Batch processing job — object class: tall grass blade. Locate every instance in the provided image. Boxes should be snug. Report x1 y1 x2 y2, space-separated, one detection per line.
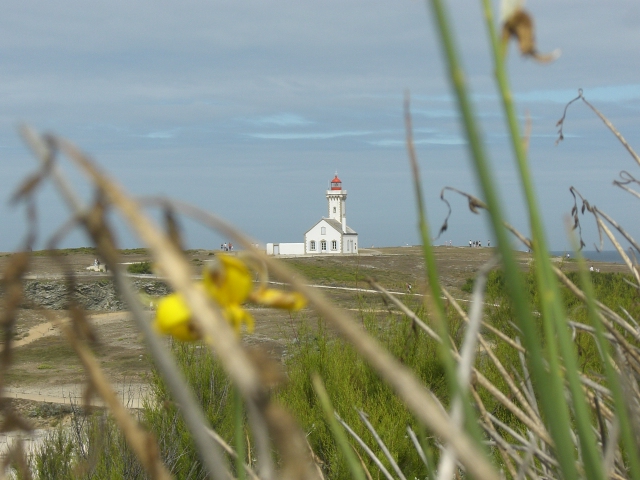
482 2 605 478
335 413 394 480
357 410 407 480
423 2 583 475
405 95 486 456
436 256 497 480
311 374 366 480
571 237 640 480
235 386 247 480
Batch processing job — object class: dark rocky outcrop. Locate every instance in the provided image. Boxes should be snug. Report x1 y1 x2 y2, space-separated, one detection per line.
21 280 171 311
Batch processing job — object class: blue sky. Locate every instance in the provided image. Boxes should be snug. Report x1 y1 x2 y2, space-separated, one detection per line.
1 1 640 252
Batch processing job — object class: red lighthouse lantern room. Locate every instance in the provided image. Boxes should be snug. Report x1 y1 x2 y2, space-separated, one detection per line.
330 175 342 191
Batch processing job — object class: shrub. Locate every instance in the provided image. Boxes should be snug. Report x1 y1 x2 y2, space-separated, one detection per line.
126 262 153 274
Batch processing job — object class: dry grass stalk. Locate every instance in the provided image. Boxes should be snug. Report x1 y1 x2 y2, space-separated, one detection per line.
437 257 497 480
367 279 552 446
207 428 261 480
335 413 394 480
46 312 173 480
20 127 232 480
21 127 323 480
356 410 407 480
149 197 502 480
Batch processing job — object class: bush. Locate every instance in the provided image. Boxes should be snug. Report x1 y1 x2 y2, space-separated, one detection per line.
127 262 153 274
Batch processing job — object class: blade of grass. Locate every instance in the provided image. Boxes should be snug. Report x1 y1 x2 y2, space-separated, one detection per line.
570 235 640 480
234 386 247 480
311 375 366 480
357 410 407 480
480 2 605 478
420 6 554 475
368 278 552 445
406 96 486 458
335 414 394 480
436 256 498 480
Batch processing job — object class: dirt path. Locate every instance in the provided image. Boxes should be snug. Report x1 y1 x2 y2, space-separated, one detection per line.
4 383 149 409
13 311 130 349
13 322 58 348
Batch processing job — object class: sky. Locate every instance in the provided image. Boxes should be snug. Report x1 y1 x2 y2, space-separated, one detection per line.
1 0 640 253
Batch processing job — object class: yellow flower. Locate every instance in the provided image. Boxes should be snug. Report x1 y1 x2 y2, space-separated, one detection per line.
155 292 201 341
202 254 253 306
250 288 307 311
223 303 255 334
153 253 306 341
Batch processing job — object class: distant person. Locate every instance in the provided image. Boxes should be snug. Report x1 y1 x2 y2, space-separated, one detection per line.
469 240 472 248
488 240 490 247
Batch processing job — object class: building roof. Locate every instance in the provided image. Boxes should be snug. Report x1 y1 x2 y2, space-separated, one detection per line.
324 218 357 234
331 175 342 184
304 218 357 236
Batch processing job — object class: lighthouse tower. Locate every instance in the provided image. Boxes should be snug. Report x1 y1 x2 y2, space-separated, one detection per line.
327 174 347 232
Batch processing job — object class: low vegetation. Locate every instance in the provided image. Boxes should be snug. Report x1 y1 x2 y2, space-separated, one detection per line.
24 266 639 479
126 262 153 275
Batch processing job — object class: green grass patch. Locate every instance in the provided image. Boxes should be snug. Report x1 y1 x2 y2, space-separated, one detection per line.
283 258 362 285
126 262 153 274
31 247 98 257
13 338 77 365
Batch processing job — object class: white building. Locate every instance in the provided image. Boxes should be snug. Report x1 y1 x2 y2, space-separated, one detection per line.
304 175 358 254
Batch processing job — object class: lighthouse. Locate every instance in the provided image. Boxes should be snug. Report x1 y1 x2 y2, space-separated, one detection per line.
303 174 358 254
327 174 347 232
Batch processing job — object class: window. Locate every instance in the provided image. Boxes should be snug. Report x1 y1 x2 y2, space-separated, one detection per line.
321 227 326 235
321 240 327 251
331 240 337 250
310 240 316 251
333 207 336 213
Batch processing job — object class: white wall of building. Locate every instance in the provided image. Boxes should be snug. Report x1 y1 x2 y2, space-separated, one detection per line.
327 190 346 222
304 220 343 254
343 235 358 254
266 242 305 255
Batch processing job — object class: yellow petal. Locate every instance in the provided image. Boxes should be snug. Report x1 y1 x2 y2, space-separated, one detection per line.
250 288 307 311
154 293 201 342
203 254 253 306
223 304 255 335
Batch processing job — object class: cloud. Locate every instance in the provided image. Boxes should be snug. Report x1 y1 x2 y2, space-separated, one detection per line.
136 130 178 139
250 113 314 127
412 108 457 119
515 84 640 104
369 134 466 147
247 130 376 140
